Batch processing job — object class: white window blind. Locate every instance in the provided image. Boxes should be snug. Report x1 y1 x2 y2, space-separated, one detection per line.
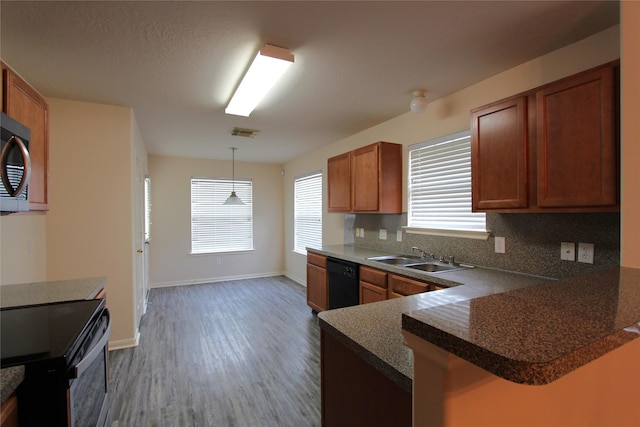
191 178 253 254
294 172 322 254
408 130 486 232
144 177 151 243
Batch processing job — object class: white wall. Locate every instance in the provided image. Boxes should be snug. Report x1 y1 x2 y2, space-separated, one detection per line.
148 155 284 287
283 25 622 283
46 98 139 346
0 214 47 285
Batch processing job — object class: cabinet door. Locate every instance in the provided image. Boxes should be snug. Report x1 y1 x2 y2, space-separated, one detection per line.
359 265 387 304
536 66 616 208
352 144 379 211
307 263 328 312
360 281 387 304
327 152 351 212
3 67 49 210
0 394 18 427
471 96 528 210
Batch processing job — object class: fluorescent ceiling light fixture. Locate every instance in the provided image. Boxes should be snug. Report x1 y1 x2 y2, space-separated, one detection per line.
225 44 294 117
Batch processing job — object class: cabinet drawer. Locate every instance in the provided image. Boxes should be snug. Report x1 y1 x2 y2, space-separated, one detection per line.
389 274 429 296
307 252 327 268
360 281 387 304
360 266 387 288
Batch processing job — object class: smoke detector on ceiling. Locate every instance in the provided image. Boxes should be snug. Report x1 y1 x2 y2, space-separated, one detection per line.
231 127 260 138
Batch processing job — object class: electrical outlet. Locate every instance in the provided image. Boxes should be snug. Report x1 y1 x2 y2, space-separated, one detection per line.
494 237 506 254
578 243 594 264
216 258 222 265
396 230 403 242
359 228 365 238
560 242 575 261
379 229 387 240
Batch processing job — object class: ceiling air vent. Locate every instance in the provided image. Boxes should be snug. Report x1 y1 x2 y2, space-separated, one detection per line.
231 127 260 138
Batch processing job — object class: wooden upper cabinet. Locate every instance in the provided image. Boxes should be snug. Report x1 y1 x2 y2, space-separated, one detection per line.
2 64 49 211
470 62 618 213
327 152 352 212
536 66 617 208
327 141 402 213
471 96 528 210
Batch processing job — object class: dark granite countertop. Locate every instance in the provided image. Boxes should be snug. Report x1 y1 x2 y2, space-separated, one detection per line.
0 277 106 308
0 366 24 404
0 277 107 403
403 266 640 385
313 245 554 391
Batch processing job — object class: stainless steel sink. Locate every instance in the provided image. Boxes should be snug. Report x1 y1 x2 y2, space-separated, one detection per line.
404 262 459 272
367 255 424 265
368 255 471 273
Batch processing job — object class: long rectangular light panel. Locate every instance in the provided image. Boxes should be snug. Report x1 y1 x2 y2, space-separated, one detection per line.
225 44 294 117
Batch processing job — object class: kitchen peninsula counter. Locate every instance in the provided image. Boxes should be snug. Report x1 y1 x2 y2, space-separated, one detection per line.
313 245 555 391
314 245 639 390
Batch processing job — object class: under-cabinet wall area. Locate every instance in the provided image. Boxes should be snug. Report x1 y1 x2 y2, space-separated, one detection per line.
348 212 620 279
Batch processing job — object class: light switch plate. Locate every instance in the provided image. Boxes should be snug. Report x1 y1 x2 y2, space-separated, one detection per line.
578 243 594 264
379 229 387 240
561 242 575 261
396 230 403 242
494 237 506 254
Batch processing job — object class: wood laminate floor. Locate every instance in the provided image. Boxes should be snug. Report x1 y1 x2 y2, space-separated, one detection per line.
108 276 321 427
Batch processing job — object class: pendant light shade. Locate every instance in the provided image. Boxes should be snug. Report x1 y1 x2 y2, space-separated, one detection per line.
224 147 245 205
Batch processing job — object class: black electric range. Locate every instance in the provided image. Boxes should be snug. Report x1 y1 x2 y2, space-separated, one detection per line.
1 299 104 368
1 299 111 426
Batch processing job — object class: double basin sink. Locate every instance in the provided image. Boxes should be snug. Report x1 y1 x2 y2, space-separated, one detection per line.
367 255 470 273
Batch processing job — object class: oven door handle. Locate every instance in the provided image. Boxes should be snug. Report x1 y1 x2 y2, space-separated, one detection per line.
71 309 112 379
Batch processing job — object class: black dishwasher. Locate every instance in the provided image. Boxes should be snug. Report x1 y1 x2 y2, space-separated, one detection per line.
326 257 359 309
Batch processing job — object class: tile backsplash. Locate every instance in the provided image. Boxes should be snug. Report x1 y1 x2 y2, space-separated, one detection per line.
348 212 620 279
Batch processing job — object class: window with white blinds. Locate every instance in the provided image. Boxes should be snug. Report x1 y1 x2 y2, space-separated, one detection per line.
144 177 151 243
408 130 486 233
191 178 253 254
294 172 322 254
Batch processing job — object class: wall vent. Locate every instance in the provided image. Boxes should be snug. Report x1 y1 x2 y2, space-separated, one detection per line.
231 127 260 138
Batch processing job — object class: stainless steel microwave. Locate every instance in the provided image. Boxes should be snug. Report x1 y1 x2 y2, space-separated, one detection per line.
1 112 31 213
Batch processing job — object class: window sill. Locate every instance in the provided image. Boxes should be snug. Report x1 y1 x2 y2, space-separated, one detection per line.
403 227 492 240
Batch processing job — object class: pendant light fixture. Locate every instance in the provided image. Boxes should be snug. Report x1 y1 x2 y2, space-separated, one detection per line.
224 147 245 205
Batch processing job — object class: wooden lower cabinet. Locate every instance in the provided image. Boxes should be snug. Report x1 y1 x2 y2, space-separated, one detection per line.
359 265 387 304
306 252 328 312
0 394 18 427
388 274 434 298
94 287 106 300
321 329 411 427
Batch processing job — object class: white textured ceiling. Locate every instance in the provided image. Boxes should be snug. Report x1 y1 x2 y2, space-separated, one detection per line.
0 1 619 163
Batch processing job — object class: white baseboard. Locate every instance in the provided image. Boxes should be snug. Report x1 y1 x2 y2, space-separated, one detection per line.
284 272 305 286
149 271 285 289
108 330 140 351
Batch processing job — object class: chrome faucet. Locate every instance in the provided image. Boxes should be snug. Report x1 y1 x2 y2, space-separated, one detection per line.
411 246 434 260
439 255 456 265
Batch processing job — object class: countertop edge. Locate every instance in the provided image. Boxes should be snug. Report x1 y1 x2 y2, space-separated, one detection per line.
402 313 640 385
